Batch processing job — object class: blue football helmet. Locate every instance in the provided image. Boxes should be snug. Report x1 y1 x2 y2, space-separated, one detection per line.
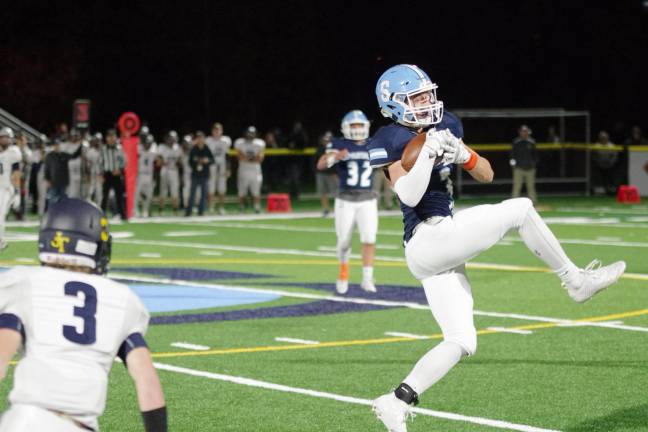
39 198 112 275
375 64 444 128
341 110 370 141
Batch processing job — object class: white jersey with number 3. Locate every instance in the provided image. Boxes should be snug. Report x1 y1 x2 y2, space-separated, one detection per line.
0 266 150 429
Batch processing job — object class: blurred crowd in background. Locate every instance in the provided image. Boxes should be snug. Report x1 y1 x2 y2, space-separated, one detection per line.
1 118 646 222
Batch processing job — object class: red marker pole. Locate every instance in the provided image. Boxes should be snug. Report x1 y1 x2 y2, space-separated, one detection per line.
117 112 141 219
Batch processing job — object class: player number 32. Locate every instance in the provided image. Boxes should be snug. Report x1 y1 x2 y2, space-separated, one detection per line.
346 160 372 188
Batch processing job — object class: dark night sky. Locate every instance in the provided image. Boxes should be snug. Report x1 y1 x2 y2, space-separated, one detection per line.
1 0 647 142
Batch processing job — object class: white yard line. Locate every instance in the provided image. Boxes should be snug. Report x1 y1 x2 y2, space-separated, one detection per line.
274 337 320 345
384 331 429 340
139 253 162 258
153 362 561 432
163 231 218 237
14 258 35 263
486 327 533 335
110 272 648 333
170 342 211 351
199 250 224 256
118 239 404 262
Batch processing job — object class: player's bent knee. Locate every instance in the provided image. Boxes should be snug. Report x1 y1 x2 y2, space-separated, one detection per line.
503 197 533 213
446 330 477 356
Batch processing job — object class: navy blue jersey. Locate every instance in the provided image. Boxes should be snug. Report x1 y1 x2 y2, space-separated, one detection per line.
327 138 374 192
367 111 463 244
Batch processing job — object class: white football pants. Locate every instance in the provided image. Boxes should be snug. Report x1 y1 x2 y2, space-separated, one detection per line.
0 405 88 432
0 187 12 241
160 169 180 200
402 198 578 395
135 177 154 216
209 162 228 195
335 197 378 262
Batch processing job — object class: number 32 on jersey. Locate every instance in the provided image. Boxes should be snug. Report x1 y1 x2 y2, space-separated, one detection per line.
346 160 372 188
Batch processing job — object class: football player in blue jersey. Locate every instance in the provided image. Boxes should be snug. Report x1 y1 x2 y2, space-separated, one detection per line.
367 64 626 431
317 110 378 294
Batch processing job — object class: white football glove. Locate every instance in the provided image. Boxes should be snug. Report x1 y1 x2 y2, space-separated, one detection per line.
440 130 471 165
423 129 445 159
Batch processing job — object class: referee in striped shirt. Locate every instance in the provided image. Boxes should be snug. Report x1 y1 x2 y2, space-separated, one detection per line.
100 129 128 220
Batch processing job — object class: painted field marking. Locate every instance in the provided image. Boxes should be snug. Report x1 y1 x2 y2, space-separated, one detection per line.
111 272 648 332
163 231 218 237
199 250 224 256
384 331 429 340
153 362 561 432
595 237 622 242
115 238 648 282
14 258 35 263
486 327 533 335
274 337 320 345
148 308 648 359
138 253 162 258
170 342 211 351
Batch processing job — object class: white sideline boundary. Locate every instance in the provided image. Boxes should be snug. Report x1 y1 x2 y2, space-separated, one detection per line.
384 331 429 339
153 362 562 432
111 272 648 333
275 337 320 345
170 342 211 351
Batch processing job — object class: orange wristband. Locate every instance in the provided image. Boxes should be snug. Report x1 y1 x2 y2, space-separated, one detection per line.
463 148 478 170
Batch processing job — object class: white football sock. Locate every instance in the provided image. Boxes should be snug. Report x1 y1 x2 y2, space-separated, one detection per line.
362 266 374 282
518 206 582 286
403 341 465 395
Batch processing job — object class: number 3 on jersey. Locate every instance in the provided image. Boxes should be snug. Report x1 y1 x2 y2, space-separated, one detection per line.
63 281 97 345
346 160 372 188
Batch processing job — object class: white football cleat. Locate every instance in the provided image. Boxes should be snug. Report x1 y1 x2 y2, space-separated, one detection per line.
335 279 348 295
372 393 411 432
0 239 7 251
361 279 377 293
565 259 626 303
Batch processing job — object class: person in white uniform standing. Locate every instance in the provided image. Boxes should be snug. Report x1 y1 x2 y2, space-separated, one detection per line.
206 122 232 215
0 127 22 250
234 126 265 213
157 131 182 215
135 134 158 218
0 197 167 432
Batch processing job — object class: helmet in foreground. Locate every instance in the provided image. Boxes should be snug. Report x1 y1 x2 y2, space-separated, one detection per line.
39 198 112 275
375 64 444 128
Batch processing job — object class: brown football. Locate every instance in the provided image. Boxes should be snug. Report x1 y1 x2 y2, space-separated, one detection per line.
400 133 443 171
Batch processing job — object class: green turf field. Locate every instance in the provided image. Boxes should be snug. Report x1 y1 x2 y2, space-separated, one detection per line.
1 196 647 431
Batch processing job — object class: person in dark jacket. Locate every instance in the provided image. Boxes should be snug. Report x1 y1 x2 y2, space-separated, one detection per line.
43 139 82 210
510 124 537 203
185 131 214 216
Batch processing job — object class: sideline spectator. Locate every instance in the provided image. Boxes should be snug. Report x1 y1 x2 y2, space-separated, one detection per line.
29 135 47 215
85 132 104 206
100 129 128 220
593 131 619 196
43 137 82 209
66 128 84 199
206 122 232 214
314 131 337 216
135 134 157 217
263 128 281 192
235 126 265 213
510 124 537 204
185 131 214 216
284 121 308 199
14 131 32 219
625 126 647 146
158 131 183 214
